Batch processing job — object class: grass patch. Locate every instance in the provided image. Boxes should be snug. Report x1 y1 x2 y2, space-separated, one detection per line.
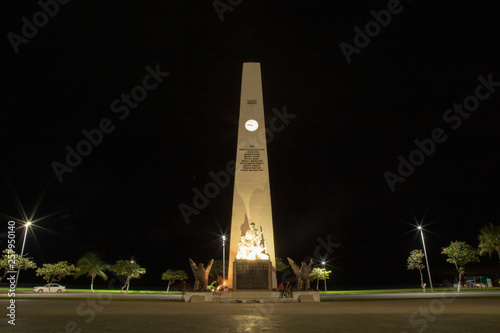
66 289 184 294
320 287 500 294
0 287 184 294
322 295 500 302
0 296 183 302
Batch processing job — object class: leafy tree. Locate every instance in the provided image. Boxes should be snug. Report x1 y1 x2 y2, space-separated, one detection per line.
209 260 228 278
75 252 111 292
441 241 480 292
36 261 79 292
161 269 188 293
275 257 289 272
478 223 500 262
407 249 426 292
111 260 146 294
0 249 37 282
309 267 331 291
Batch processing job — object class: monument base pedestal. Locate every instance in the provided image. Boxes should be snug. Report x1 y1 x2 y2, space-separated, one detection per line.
233 259 272 291
292 290 321 302
184 292 213 303
184 290 320 303
185 291 290 303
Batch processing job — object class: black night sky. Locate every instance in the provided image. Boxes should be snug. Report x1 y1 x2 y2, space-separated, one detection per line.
1 1 499 290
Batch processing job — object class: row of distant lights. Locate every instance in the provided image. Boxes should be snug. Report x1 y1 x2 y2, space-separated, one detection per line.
20 212 422 288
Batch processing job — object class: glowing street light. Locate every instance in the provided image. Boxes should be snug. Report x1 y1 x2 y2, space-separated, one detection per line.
15 221 32 289
321 261 327 294
222 235 226 291
5 185 62 289
418 226 433 292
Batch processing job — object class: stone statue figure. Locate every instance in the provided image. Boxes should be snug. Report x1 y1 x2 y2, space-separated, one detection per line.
287 258 314 290
189 258 214 291
236 222 269 260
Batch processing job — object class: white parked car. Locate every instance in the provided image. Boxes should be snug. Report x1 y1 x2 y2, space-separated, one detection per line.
471 283 487 288
33 283 66 293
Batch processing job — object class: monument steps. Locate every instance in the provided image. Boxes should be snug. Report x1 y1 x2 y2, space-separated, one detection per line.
185 291 320 303
212 298 294 303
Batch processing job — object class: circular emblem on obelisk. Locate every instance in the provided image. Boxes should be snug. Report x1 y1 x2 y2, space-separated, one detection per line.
245 119 258 131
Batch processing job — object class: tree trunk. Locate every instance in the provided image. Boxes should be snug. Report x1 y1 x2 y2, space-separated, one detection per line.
457 272 462 292
316 279 319 291
125 275 131 294
419 269 424 292
91 273 95 293
166 280 171 294
121 276 131 294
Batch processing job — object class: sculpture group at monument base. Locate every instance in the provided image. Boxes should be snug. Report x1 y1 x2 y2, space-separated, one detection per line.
184 290 320 303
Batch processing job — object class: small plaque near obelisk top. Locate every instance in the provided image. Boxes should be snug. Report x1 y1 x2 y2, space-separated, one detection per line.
227 63 277 291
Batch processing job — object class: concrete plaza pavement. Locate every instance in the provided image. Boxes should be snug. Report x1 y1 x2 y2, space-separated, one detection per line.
1 298 500 332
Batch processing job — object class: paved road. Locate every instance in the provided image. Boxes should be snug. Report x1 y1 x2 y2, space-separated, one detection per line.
2 298 499 332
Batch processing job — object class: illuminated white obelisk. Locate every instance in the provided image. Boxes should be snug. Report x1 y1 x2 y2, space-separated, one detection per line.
228 62 277 290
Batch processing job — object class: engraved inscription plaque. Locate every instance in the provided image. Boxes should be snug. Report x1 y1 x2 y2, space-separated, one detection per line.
233 259 272 290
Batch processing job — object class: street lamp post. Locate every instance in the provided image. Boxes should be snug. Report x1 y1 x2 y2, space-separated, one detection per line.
322 261 327 294
418 226 433 292
15 221 31 289
222 235 226 291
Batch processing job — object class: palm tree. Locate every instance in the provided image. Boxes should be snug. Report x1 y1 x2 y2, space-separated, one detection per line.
75 252 111 292
478 223 500 262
